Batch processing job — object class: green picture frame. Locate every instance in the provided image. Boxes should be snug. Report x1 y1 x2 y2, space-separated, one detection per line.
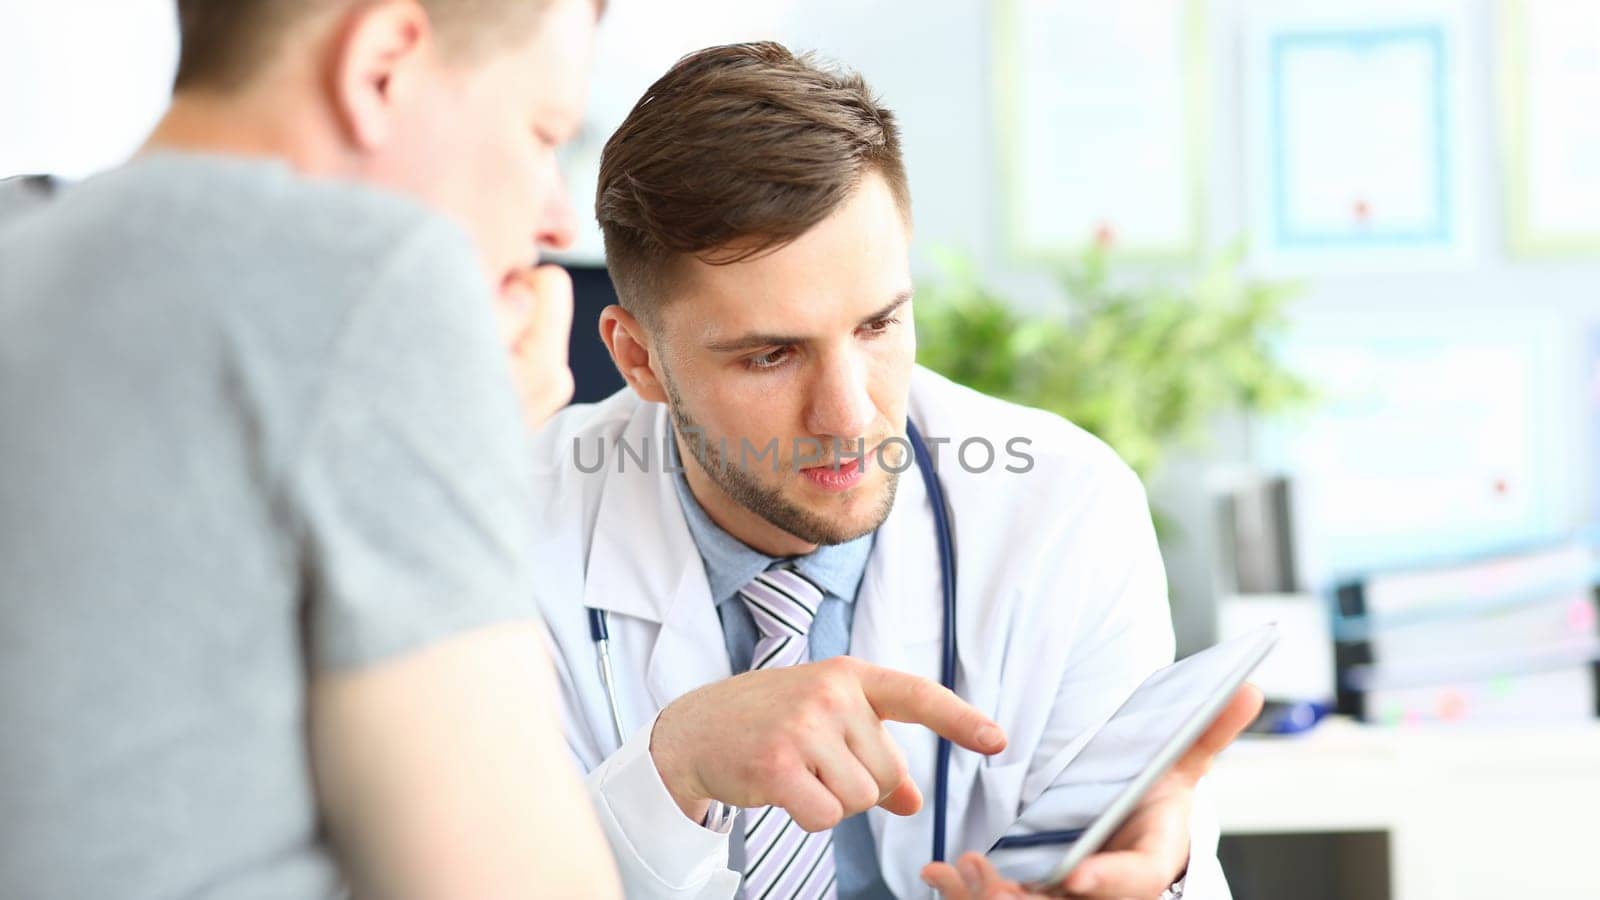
1499 0 1600 258
992 0 1210 265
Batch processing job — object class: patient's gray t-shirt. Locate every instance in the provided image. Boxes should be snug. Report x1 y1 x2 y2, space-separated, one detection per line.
0 155 538 899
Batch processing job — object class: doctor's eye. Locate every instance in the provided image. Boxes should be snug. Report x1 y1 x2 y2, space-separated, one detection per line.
744 346 795 371
859 315 901 337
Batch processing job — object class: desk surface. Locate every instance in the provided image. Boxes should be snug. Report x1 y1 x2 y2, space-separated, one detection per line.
1224 715 1600 761
1211 716 1600 831
1207 716 1600 900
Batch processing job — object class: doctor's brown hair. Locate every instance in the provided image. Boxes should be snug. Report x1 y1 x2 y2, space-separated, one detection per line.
595 41 911 324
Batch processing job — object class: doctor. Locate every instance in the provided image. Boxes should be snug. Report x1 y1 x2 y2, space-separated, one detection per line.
530 42 1259 899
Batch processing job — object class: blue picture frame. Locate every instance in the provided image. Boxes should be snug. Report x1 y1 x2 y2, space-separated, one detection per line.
1267 26 1454 251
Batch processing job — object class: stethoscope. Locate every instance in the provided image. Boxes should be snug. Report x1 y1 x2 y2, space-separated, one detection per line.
585 421 1079 863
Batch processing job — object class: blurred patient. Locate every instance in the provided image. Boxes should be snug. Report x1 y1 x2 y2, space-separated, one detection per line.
0 1 619 898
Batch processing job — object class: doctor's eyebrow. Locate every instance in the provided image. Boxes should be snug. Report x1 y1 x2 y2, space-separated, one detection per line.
703 290 914 353
859 291 913 326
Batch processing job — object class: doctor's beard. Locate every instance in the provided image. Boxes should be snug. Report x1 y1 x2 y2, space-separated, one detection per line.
663 374 900 547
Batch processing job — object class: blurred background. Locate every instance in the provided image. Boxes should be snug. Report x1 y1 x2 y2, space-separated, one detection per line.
5 0 1599 897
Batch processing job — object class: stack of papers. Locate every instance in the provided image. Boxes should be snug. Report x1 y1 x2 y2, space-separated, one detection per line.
1333 542 1599 725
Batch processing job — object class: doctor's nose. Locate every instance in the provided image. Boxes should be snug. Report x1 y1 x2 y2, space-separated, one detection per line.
804 356 877 443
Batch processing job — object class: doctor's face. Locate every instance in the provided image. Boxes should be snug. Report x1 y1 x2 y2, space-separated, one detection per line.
652 172 917 551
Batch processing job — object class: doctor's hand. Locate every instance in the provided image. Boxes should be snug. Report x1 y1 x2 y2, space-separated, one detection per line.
649 655 1008 830
922 684 1263 900
495 265 575 432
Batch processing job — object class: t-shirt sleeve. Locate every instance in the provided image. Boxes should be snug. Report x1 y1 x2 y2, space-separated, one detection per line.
289 219 539 672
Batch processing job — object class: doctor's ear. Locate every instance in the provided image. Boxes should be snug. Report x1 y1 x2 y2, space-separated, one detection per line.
598 305 669 404
329 1 433 151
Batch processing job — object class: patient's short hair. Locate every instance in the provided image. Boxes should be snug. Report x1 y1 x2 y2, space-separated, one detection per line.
595 41 911 326
173 0 565 92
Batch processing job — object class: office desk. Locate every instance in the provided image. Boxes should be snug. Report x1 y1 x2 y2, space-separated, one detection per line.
1208 717 1600 900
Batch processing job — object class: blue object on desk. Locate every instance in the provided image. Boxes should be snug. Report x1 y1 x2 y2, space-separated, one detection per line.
1249 699 1331 735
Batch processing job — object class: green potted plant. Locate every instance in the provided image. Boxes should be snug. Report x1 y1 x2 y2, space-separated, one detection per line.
916 242 1311 528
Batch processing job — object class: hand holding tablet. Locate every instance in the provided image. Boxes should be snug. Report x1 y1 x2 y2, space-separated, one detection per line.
923 625 1275 899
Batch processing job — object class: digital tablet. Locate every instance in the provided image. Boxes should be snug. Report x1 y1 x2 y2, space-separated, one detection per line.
988 624 1279 893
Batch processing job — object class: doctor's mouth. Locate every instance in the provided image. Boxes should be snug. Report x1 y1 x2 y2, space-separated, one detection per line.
571 431 1038 477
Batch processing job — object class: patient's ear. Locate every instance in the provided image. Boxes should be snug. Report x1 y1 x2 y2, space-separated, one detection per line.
598 305 668 404
329 1 431 151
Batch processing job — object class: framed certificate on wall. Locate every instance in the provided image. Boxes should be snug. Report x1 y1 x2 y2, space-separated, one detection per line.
1251 311 1577 587
993 0 1208 263
1500 0 1600 258
1243 2 1475 272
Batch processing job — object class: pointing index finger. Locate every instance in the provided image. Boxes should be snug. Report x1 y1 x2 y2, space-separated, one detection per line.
858 665 1007 755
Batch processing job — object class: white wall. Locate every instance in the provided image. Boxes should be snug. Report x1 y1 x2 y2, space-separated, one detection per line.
0 0 178 179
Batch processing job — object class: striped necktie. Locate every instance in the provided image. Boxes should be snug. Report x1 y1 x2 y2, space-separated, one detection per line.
737 566 837 900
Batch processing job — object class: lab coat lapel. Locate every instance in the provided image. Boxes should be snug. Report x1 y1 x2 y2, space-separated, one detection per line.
580 401 731 715
645 560 731 711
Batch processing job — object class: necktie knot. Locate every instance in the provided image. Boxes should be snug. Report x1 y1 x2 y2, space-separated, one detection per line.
738 566 824 671
740 566 823 640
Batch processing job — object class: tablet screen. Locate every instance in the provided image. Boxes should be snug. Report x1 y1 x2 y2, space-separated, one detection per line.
988 625 1277 887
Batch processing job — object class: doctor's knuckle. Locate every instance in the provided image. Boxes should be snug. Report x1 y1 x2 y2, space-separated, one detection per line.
780 704 827 741
816 655 857 677
887 752 910 784
799 806 842 832
779 789 838 831
767 773 802 807
749 744 793 783
807 678 853 714
842 776 878 811
865 757 897 789
905 677 944 714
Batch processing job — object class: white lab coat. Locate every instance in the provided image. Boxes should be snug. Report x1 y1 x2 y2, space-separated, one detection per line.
529 366 1229 899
